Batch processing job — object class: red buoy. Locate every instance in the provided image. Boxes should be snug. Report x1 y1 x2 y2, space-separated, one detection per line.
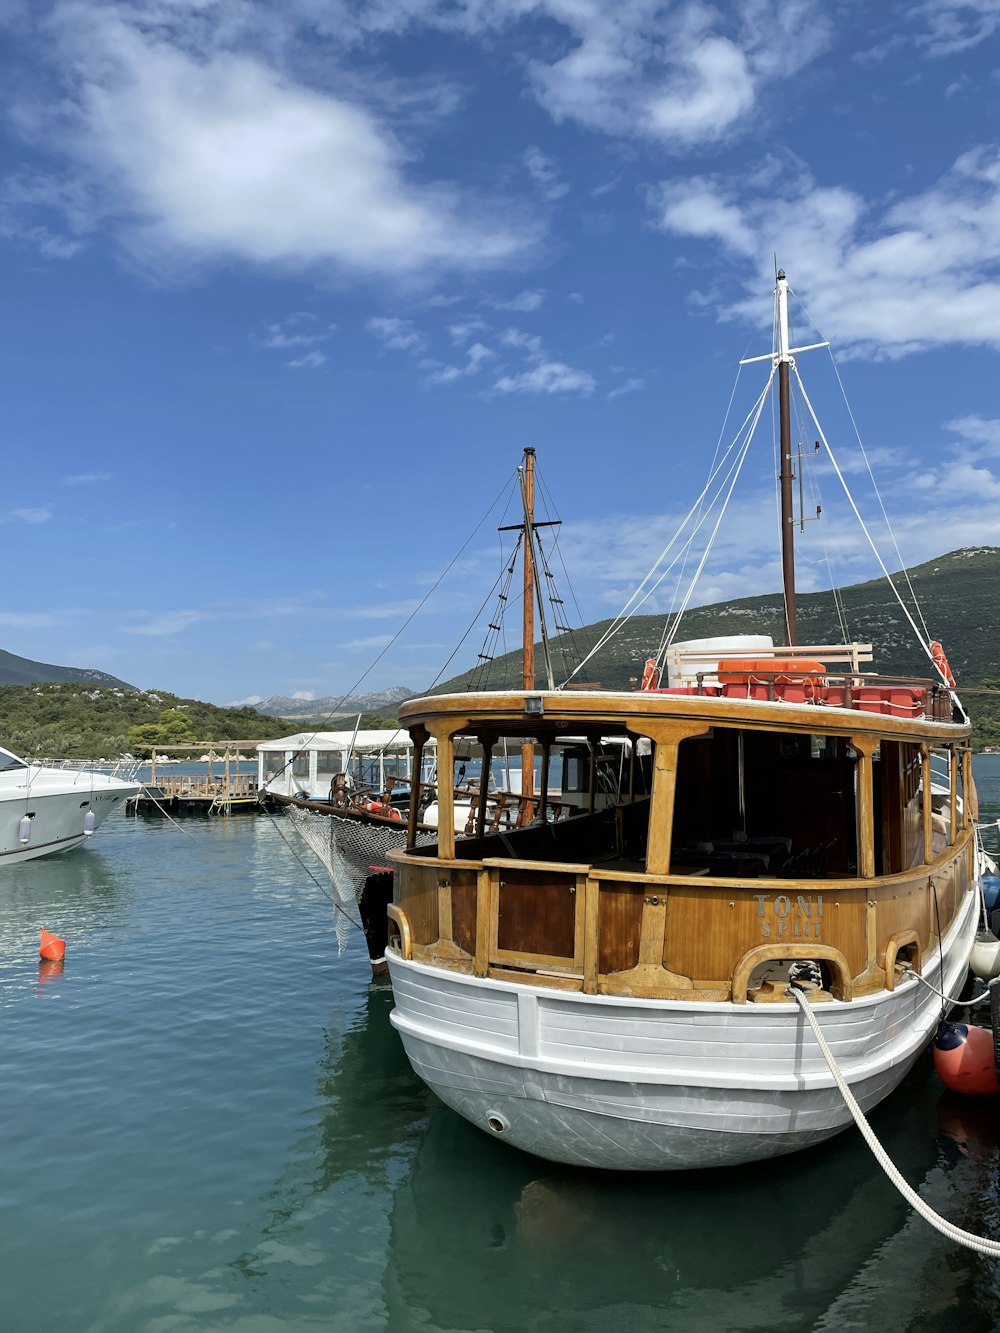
933 1021 1000 1097
39 927 66 962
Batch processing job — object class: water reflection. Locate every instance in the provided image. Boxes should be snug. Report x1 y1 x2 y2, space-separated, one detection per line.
380 1060 1000 1333
231 981 435 1282
225 971 1000 1332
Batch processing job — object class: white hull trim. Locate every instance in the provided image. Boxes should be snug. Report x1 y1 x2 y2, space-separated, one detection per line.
388 883 979 1171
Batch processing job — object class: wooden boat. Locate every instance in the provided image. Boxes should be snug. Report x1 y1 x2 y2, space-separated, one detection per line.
383 272 981 1170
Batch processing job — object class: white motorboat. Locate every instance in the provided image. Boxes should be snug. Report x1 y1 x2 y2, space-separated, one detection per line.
0 746 139 863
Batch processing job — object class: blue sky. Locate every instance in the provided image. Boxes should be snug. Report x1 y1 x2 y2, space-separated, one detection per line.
1 1 999 705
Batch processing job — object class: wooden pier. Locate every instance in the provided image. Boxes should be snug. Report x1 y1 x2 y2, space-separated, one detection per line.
127 742 273 816
128 772 264 816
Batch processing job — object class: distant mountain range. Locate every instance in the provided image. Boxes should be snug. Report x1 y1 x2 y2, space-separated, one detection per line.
251 685 417 721
0 647 134 690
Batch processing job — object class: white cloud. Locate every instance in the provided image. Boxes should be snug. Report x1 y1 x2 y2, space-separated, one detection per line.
652 148 1000 355
495 362 596 395
915 1 1000 55
608 377 644 401
644 38 755 145
493 288 546 312
500 326 544 358
287 349 327 368
424 341 494 385
345 635 393 649
123 610 211 636
494 323 594 394
0 612 58 628
448 319 490 343
1 507 52 524
62 471 112 486
290 690 315 701
10 3 537 278
261 312 326 349
946 416 1000 456
523 0 831 147
367 316 426 353
229 693 263 707
522 145 568 200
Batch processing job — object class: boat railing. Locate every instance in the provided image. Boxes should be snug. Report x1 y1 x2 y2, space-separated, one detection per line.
668 671 951 719
388 823 974 1003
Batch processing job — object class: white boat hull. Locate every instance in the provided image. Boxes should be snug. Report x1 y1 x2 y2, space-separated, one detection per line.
0 769 138 863
388 882 979 1170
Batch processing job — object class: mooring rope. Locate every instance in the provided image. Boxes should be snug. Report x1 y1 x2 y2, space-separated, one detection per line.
790 986 1000 1257
899 964 992 1009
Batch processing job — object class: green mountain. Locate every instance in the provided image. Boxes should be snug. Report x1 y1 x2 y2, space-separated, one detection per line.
0 682 284 760
433 547 1000 746
0 647 134 689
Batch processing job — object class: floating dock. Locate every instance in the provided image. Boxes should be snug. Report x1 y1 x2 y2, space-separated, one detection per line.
128 772 268 816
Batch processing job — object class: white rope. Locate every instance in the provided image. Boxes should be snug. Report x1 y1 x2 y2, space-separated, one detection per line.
790 986 1000 1256
662 382 771 657
899 964 989 1008
791 365 968 723
564 374 774 685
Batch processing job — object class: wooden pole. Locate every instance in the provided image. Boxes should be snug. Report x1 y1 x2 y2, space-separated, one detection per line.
776 271 797 646
779 358 796 645
521 446 535 805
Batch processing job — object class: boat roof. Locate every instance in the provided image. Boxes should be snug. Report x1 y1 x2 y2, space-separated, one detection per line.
257 728 432 753
398 688 968 744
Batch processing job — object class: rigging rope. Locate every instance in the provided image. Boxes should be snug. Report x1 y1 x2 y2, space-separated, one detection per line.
792 365 968 721
265 468 521 787
662 370 776 659
790 986 1000 1258
654 358 749 667
794 281 932 646
564 374 775 685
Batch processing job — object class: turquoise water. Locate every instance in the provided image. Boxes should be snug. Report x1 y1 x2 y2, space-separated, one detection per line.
2 767 1000 1331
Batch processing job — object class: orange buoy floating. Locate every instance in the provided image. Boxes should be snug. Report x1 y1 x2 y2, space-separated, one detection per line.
39 927 66 962
933 1021 1000 1097
37 958 65 984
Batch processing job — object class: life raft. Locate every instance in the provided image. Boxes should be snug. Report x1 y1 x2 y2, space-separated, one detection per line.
640 657 659 691
716 658 827 686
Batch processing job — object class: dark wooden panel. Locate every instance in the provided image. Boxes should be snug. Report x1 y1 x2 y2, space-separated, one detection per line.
452 870 478 955
497 872 576 958
598 883 643 973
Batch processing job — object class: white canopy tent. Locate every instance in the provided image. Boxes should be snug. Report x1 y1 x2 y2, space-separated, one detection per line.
258 728 435 800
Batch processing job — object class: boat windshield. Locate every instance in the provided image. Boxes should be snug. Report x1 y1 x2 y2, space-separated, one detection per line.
0 747 27 772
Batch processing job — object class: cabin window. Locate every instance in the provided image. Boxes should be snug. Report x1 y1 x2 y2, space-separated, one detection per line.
672 727 858 878
292 751 310 778
316 751 345 775
0 749 27 772
874 740 923 874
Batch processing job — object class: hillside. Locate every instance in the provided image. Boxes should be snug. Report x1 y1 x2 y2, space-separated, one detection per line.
0 647 134 690
0 683 285 760
433 547 1000 746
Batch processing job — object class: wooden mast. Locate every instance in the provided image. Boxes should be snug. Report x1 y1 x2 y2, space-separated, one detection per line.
521 446 535 804
776 271 797 646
